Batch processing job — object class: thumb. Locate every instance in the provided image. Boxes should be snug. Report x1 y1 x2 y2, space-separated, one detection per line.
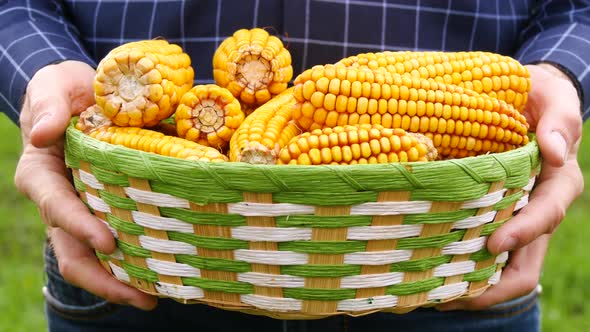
24 61 95 148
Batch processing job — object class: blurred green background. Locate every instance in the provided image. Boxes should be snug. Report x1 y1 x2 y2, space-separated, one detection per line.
0 114 588 331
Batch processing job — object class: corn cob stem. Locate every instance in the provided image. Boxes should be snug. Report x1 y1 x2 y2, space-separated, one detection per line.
86 126 228 162
75 104 113 133
213 28 293 107
175 84 245 149
94 39 194 127
277 124 437 165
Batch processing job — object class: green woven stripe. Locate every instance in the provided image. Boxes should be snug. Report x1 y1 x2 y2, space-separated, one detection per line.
98 190 137 210
159 207 246 226
121 261 158 282
90 165 129 186
95 251 110 261
116 240 151 258
281 265 361 277
463 264 498 282
273 191 378 206
390 255 452 272
469 249 494 262
396 230 465 250
175 254 251 273
386 277 444 296
65 121 540 201
403 209 477 225
283 288 356 301
73 176 86 192
275 215 371 228
279 241 366 254
167 232 248 250
494 191 524 210
151 182 243 205
181 277 253 294
107 214 145 235
481 220 506 236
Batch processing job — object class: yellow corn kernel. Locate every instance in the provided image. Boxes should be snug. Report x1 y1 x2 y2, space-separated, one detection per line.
277 124 437 165
94 39 194 127
213 28 293 107
175 84 245 150
87 126 227 162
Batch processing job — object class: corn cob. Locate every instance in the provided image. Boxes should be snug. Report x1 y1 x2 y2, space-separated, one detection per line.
94 39 194 127
175 84 245 149
292 63 529 158
213 28 293 107
277 124 437 165
229 88 301 164
337 51 530 111
87 126 228 162
75 104 113 133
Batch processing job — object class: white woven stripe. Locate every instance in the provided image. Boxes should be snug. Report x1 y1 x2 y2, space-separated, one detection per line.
146 258 201 278
350 201 431 215
234 249 309 265
495 251 509 264
340 272 404 288
110 249 125 261
441 237 487 255
108 262 130 283
228 202 314 216
433 261 476 277
344 250 413 265
514 195 529 211
461 189 507 209
138 236 198 255
124 187 190 208
452 210 496 229
347 224 423 240
131 211 194 233
488 270 502 285
337 295 399 311
99 218 118 238
237 272 305 288
231 227 312 242
86 193 111 213
79 169 104 190
427 282 469 301
524 177 536 191
240 294 302 312
155 282 205 299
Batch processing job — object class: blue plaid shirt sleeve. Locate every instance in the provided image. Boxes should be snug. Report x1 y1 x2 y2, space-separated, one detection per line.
0 0 95 124
516 0 590 119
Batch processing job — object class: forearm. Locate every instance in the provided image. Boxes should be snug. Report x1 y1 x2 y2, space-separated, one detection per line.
515 0 590 121
0 0 95 124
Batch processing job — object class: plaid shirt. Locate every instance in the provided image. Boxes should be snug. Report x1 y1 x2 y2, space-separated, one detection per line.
1 0 589 125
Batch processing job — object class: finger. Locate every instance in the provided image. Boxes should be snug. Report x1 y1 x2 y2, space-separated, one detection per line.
15 152 115 254
24 62 95 147
437 235 549 311
525 65 582 167
487 160 582 254
50 227 158 311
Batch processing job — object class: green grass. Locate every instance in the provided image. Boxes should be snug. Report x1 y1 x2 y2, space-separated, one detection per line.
0 114 589 330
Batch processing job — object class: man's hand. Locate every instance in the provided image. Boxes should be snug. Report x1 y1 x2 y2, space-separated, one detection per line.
438 63 584 310
14 60 157 310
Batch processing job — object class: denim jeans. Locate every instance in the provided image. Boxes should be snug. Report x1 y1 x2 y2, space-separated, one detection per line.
44 244 540 332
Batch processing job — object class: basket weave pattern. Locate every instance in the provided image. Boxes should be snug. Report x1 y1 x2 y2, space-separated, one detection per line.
65 122 541 318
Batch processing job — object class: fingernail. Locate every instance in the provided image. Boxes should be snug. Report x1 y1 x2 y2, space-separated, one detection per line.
498 236 518 252
548 131 567 163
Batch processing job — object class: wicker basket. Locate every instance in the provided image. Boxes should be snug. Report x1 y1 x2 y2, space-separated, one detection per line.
64 120 541 319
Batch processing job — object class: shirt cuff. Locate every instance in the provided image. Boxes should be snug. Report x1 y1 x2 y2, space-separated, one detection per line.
516 23 590 121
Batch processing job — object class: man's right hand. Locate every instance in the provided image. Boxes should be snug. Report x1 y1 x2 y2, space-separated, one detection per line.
14 60 157 310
